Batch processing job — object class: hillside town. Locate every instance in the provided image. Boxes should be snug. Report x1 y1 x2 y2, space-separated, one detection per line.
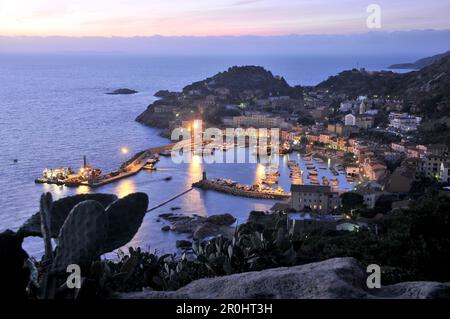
136 66 450 229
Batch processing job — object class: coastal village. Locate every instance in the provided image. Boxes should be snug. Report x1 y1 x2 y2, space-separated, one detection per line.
9 63 450 300
132 65 450 233
34 65 450 235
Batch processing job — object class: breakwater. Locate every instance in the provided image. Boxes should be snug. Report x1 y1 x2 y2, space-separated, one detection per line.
193 178 290 201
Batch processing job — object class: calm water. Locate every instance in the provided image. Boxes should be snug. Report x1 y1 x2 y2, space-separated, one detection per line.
0 54 415 257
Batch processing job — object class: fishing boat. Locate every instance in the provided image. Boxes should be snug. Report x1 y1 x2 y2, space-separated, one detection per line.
313 157 324 163
287 160 297 167
146 157 159 165
308 169 318 176
159 150 172 157
331 178 339 187
143 163 157 170
330 167 339 176
35 167 75 185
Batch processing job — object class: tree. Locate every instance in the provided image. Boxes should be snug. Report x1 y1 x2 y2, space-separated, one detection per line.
341 192 364 211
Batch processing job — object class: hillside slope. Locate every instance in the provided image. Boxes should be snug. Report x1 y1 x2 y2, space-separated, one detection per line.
389 51 450 69
316 54 450 118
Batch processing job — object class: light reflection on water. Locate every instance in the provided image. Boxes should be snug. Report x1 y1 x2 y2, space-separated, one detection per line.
76 185 90 195
254 163 266 185
115 179 136 198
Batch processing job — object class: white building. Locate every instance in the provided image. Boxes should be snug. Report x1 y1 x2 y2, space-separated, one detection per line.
344 113 356 126
359 101 366 115
419 155 447 179
389 112 422 131
340 101 355 112
440 162 450 183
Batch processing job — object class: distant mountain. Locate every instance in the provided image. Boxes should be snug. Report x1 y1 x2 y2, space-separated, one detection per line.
389 51 450 69
2 30 450 55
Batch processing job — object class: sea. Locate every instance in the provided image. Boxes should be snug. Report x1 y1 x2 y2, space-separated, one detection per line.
0 53 417 257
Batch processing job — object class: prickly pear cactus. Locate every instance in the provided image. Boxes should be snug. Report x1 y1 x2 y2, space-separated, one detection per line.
52 200 108 273
19 193 117 238
102 192 149 253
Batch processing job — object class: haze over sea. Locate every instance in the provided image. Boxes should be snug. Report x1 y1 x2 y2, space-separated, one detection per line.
0 53 416 256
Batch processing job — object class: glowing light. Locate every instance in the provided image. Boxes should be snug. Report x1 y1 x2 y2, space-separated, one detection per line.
121 147 129 155
116 179 136 198
192 120 200 130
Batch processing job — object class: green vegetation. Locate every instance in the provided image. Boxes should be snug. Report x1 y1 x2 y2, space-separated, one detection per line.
340 192 364 212
91 194 450 296
8 190 449 299
183 66 303 103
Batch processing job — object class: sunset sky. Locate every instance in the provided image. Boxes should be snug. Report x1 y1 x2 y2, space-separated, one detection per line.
1 0 450 37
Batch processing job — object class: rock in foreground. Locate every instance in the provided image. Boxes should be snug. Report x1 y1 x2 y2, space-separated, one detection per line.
117 257 450 299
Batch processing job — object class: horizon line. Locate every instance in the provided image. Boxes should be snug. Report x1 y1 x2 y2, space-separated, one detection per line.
1 28 450 39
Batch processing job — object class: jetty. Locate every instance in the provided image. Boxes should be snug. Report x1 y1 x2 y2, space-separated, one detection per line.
36 140 199 188
193 174 290 201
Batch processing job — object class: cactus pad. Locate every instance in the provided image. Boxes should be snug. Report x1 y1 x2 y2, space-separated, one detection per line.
102 192 149 253
52 200 108 273
19 193 117 238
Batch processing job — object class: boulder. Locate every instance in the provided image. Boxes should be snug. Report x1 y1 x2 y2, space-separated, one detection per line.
161 225 171 231
206 213 236 226
117 257 450 299
159 213 236 240
176 240 192 249
192 223 234 240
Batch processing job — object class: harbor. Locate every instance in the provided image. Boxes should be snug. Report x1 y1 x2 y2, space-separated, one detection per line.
34 140 195 188
34 140 355 199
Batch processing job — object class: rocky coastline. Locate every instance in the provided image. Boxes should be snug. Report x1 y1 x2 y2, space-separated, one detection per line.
158 212 236 241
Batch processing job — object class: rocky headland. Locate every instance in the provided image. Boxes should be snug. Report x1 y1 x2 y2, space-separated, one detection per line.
135 65 303 129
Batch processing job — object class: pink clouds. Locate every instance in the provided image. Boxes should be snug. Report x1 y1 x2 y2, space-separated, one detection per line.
0 0 449 36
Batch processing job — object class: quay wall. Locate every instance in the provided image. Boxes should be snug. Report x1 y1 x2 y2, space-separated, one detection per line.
193 180 290 201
